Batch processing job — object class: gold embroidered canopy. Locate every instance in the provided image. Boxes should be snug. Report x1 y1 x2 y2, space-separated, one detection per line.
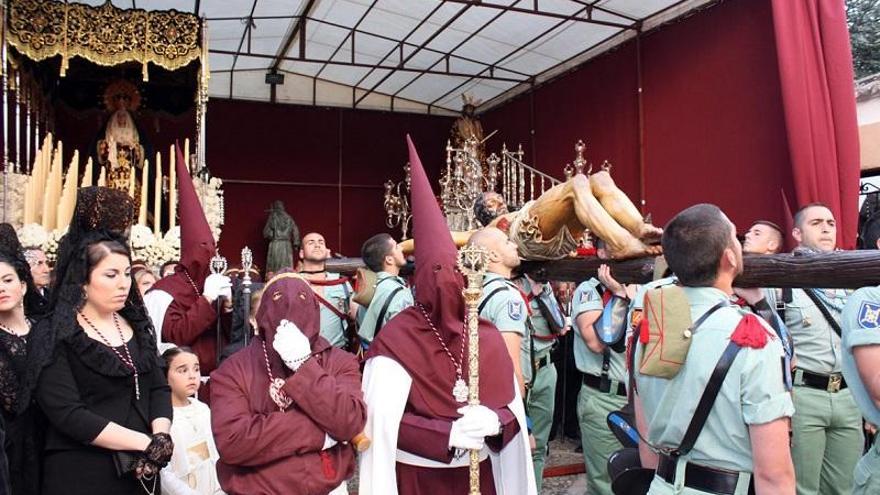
8 0 203 79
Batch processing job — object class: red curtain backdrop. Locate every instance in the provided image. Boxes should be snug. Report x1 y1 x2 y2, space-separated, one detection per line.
483 0 793 234
770 0 860 248
205 100 453 269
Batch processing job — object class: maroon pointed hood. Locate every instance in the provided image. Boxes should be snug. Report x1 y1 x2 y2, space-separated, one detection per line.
366 136 513 420
257 270 330 377
176 141 215 287
153 143 214 296
407 135 466 340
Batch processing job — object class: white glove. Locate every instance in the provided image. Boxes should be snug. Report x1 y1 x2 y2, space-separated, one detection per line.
448 418 486 451
322 434 338 451
455 405 502 437
203 274 232 303
272 319 312 371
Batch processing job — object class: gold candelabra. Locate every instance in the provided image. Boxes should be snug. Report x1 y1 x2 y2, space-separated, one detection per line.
382 137 563 238
383 162 412 240
457 244 491 495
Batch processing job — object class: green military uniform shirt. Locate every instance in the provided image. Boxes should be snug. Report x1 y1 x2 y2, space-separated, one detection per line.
571 278 627 382
314 272 352 348
478 273 528 338
357 271 413 345
764 287 848 374
635 287 794 473
514 276 559 383
841 286 880 495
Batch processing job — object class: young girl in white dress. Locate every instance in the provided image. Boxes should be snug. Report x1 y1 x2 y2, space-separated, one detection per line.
161 347 224 495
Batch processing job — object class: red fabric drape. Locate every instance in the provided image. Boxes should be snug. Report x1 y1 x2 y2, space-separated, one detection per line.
770 0 860 249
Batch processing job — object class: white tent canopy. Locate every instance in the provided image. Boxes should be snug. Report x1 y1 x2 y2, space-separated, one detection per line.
77 0 713 114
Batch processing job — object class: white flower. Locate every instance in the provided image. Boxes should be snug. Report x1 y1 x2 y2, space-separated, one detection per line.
143 237 180 268
129 224 156 250
44 228 68 263
163 226 181 249
17 223 48 249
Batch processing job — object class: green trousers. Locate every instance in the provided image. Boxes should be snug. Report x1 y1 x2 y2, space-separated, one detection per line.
527 361 557 493
577 381 628 495
853 437 880 495
791 385 863 495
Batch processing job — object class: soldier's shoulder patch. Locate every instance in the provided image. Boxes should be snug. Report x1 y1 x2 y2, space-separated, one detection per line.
579 289 597 303
508 300 524 321
857 301 880 330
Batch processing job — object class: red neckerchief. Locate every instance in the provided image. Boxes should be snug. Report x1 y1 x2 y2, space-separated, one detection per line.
302 274 351 319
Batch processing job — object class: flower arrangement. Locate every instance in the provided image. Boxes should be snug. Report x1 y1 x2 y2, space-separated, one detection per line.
17 223 49 249
193 176 224 240
44 228 68 262
143 237 179 268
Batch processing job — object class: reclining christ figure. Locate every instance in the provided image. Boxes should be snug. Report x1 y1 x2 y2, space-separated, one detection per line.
403 167 663 260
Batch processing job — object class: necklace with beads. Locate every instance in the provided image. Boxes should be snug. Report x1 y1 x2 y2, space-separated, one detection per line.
181 269 201 297
260 338 293 411
79 312 140 400
0 319 30 341
415 303 469 403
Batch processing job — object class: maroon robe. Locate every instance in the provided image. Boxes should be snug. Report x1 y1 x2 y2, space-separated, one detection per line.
156 280 229 375
364 136 523 494
211 273 366 495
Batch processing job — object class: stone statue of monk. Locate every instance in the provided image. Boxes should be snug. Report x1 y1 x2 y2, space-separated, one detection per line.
263 200 300 273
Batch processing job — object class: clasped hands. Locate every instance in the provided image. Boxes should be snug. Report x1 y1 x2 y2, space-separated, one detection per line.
448 405 502 451
134 432 174 480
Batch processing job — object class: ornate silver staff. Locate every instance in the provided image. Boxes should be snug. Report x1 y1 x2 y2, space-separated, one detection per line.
457 244 491 495
210 251 228 368
240 246 253 347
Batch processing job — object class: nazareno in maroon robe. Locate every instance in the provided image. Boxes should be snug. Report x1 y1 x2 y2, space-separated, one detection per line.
211 273 366 495
365 136 522 494
150 144 230 375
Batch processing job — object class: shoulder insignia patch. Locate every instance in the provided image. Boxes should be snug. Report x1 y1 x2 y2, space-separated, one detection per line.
508 300 524 321
579 290 596 303
857 301 880 330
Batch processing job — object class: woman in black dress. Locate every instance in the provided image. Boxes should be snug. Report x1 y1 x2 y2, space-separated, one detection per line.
30 187 173 495
0 223 47 494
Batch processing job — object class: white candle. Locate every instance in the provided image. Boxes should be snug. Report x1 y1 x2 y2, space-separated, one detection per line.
81 158 93 187
184 138 190 174
139 159 149 225
169 145 176 229
154 152 162 235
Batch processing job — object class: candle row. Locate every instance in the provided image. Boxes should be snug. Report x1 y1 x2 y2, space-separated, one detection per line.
21 137 191 235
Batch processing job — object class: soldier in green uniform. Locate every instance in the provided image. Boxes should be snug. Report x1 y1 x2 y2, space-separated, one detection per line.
571 272 629 495
513 273 565 492
840 286 880 494
754 204 863 495
634 204 795 495
468 227 546 486
357 233 413 347
298 232 356 349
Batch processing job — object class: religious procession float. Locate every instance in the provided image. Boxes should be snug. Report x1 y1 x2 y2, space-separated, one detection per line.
0 0 223 267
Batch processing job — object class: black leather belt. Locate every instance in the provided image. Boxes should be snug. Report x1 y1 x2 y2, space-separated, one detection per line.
657 454 754 495
534 354 550 371
798 369 847 393
582 373 626 397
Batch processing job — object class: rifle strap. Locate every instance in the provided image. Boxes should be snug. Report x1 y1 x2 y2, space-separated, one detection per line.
802 289 843 338
670 340 742 457
373 286 405 338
